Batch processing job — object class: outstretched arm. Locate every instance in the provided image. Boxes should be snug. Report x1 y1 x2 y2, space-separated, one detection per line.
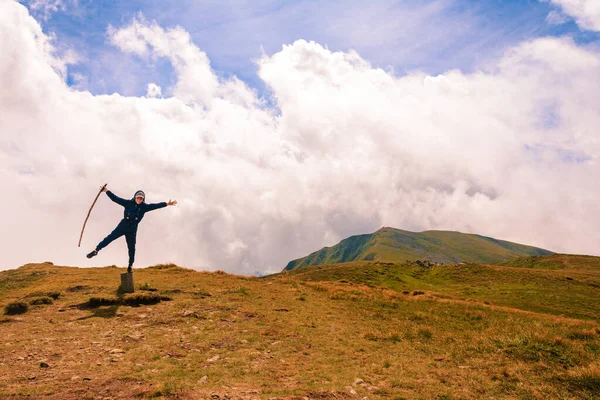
145 199 177 212
103 186 128 207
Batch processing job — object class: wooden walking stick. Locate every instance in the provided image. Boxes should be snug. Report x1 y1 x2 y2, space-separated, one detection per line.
78 183 107 247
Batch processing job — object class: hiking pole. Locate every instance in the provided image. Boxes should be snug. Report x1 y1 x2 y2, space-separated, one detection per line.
78 183 107 247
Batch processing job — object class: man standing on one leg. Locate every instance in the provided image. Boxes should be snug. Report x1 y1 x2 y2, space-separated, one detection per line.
86 186 177 272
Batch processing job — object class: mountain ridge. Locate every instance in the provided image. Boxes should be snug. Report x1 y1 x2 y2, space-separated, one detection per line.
284 226 553 271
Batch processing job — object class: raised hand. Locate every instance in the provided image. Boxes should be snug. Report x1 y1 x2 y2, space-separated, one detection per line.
168 199 177 206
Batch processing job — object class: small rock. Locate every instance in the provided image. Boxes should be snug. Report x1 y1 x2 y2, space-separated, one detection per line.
109 349 125 354
83 377 92 381
28 376 36 381
199 375 208 384
17 357 24 361
207 355 220 362
40 362 49 368
123 333 143 341
354 378 365 385
346 386 357 395
210 393 220 399
71 376 81 381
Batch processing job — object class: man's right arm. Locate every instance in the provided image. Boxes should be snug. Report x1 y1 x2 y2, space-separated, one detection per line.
106 190 128 207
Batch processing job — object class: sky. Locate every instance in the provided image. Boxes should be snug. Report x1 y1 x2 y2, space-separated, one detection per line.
1 0 599 275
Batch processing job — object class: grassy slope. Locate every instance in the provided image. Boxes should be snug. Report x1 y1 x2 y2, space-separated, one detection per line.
282 254 600 321
0 260 598 400
285 227 553 270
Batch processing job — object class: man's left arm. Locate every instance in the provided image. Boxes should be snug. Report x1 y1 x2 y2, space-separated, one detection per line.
145 199 177 212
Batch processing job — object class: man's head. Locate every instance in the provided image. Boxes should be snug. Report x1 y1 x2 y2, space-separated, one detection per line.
134 190 145 204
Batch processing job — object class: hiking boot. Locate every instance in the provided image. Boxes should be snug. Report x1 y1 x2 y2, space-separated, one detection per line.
127 266 133 273
86 249 98 259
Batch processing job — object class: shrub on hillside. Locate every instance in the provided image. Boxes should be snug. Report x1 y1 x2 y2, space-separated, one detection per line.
87 293 166 308
5 302 28 315
27 291 60 300
29 297 53 305
149 263 178 270
139 282 157 291
88 297 120 308
123 293 161 306
193 290 212 299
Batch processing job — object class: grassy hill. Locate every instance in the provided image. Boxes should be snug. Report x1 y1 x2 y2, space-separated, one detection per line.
0 259 599 399
285 227 553 271
280 254 600 321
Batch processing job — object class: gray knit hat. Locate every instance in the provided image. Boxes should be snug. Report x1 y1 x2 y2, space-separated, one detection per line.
134 190 145 199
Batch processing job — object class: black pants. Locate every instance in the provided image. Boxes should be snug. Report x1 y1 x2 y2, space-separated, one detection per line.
96 222 137 267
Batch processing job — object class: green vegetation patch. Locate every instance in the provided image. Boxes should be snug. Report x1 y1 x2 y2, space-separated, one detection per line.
500 335 578 368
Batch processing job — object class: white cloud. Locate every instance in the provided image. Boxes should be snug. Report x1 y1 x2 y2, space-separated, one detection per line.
549 0 600 31
546 10 569 25
21 0 77 20
1 2 600 274
107 16 221 106
146 83 162 98
27 0 64 18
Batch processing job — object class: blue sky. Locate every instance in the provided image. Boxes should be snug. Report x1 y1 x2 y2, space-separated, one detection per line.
21 0 599 98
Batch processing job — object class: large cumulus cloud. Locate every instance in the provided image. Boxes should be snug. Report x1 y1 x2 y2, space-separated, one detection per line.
1 1 599 274
549 0 600 31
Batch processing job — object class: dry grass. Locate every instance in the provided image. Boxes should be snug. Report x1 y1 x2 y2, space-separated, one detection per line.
0 262 599 399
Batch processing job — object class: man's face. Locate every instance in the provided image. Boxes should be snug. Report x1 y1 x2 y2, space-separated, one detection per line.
135 196 144 204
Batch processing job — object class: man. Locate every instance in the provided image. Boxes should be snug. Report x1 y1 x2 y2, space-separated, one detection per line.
86 186 177 273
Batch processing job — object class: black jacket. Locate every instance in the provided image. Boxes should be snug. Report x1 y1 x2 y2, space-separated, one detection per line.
107 190 167 230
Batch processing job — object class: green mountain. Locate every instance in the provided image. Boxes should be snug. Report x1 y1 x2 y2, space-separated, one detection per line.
284 227 553 271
